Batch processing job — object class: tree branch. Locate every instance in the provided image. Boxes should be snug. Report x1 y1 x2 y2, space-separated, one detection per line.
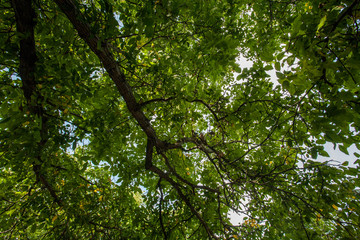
12 0 62 207
54 0 165 149
330 0 359 33
11 0 37 101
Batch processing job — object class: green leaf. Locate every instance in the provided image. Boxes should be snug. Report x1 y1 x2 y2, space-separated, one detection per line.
0 116 11 124
319 150 330 157
316 15 327 33
310 147 318 159
276 71 284 79
339 145 349 155
275 62 281 71
264 65 273 71
281 79 290 89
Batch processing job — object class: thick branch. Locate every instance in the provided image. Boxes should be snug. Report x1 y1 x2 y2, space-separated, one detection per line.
54 0 164 148
145 139 155 170
11 0 37 101
33 165 63 206
54 1 218 237
12 0 62 207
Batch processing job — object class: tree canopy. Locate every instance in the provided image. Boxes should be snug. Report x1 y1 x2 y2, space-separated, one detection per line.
1 0 360 239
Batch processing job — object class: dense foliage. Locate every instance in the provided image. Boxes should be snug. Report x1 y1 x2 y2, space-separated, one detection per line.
1 0 360 239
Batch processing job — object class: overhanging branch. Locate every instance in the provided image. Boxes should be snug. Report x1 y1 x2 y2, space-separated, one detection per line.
54 0 216 238
54 0 163 148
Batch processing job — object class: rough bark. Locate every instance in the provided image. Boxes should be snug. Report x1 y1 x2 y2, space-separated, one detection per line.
12 0 37 101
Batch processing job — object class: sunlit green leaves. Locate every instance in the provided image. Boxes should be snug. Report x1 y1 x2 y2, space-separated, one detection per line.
1 0 360 239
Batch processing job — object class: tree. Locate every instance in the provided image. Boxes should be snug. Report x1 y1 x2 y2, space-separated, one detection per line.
0 0 359 238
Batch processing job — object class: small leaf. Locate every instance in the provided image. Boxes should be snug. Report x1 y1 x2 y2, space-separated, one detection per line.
319 150 329 157
277 52 285 61
276 71 284 79
317 15 327 32
275 62 281 71
282 80 290 89
339 145 349 155
0 117 11 125
286 56 295 66
52 215 58 223
332 204 338 210
264 65 273 71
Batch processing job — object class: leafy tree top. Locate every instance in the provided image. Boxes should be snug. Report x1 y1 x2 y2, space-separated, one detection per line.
0 0 359 239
